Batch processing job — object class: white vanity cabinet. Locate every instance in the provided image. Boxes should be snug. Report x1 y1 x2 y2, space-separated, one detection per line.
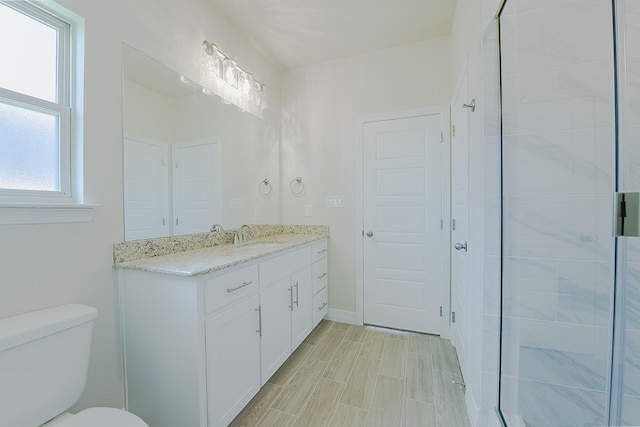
258 246 312 384
311 240 329 327
118 238 328 427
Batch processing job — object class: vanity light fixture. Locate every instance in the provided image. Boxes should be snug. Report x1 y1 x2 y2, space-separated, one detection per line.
201 39 266 110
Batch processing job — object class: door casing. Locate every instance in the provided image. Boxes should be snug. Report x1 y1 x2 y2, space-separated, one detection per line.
355 106 451 337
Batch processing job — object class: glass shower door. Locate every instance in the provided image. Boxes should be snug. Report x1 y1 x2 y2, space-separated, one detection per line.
499 0 616 425
617 1 640 424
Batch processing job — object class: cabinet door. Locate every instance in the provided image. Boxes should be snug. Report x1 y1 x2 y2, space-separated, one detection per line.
260 278 293 384
206 295 260 427
291 266 313 349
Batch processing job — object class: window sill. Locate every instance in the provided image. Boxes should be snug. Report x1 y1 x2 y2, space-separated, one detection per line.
0 203 99 225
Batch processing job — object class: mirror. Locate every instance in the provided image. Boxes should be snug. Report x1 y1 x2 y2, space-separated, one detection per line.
122 44 280 241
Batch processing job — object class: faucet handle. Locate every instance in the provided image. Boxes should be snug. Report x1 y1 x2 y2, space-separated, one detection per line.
211 224 224 232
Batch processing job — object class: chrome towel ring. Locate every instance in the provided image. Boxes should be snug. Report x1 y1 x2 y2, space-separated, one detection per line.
290 177 305 196
258 178 272 197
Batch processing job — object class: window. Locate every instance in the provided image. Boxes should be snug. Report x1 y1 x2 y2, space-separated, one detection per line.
0 1 92 223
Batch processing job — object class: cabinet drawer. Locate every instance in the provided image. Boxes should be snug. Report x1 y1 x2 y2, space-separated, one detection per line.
312 286 328 327
311 240 328 263
312 258 328 295
205 264 259 314
260 246 311 287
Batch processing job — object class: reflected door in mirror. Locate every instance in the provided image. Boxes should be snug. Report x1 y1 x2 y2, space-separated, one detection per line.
124 137 170 240
172 139 222 235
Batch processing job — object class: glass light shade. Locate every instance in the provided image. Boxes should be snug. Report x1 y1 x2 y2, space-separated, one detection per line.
201 41 220 80
240 72 253 100
255 82 267 110
222 58 238 88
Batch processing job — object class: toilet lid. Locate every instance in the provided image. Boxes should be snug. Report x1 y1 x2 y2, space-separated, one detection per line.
53 407 149 427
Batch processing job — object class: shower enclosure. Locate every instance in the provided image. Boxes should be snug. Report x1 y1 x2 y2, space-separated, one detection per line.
498 0 640 425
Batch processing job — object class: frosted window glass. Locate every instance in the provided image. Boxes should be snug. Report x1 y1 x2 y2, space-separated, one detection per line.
0 101 60 191
0 3 58 103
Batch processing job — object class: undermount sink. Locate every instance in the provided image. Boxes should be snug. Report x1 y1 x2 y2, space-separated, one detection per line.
229 242 288 252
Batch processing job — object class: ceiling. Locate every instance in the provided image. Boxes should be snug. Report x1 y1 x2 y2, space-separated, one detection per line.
208 0 458 69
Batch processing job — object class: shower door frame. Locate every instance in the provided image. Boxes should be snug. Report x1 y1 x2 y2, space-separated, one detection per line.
495 0 636 425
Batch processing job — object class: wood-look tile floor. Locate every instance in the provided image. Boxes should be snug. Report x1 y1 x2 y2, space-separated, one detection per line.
229 320 471 427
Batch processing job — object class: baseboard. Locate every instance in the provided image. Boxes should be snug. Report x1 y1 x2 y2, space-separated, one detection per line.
465 386 481 427
326 308 359 325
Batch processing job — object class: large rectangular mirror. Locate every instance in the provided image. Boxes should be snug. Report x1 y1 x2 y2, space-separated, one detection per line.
122 44 280 241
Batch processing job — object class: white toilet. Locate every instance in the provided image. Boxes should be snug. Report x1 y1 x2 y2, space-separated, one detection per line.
0 303 149 427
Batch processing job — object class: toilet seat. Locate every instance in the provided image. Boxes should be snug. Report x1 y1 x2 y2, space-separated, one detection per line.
51 407 148 427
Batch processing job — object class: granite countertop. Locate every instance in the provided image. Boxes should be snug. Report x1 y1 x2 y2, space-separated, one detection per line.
114 226 327 277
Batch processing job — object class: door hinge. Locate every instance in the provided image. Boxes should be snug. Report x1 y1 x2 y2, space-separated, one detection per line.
440 306 443 317
452 219 456 230
440 219 443 230
440 131 443 143
452 124 456 137
616 192 640 237
176 218 179 226
161 159 165 167
452 311 456 323
162 218 166 226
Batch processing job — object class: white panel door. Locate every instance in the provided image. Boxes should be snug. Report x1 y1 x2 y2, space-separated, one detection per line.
124 137 170 240
173 139 221 235
450 72 470 377
363 113 445 334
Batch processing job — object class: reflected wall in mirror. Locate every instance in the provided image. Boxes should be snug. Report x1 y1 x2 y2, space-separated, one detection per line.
122 44 280 241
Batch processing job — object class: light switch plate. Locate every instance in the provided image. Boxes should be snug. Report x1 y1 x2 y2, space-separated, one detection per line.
326 195 345 208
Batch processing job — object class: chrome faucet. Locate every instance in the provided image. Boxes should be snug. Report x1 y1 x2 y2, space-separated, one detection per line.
210 224 224 232
234 225 251 244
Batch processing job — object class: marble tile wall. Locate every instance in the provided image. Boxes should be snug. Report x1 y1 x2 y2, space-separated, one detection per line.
622 3 640 423
499 0 616 425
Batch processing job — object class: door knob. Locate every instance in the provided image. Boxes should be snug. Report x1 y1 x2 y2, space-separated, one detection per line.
455 242 467 252
366 231 374 237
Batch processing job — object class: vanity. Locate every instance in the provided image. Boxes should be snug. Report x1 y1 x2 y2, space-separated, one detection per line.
114 225 329 427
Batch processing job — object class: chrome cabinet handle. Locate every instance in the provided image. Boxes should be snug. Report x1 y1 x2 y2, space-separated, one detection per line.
255 305 262 336
317 272 328 279
294 282 299 307
317 249 327 254
226 281 253 293
318 302 328 310
454 242 468 252
288 287 294 311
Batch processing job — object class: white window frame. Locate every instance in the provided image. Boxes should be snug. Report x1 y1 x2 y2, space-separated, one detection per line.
0 1 95 224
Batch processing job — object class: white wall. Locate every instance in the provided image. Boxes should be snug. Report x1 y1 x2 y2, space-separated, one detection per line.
280 37 451 316
449 0 503 426
0 0 280 412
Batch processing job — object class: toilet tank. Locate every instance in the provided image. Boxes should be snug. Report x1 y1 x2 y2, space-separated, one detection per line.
0 304 98 427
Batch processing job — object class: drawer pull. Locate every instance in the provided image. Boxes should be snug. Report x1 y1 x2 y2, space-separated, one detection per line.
318 302 328 310
226 281 253 293
316 249 327 254
317 272 328 279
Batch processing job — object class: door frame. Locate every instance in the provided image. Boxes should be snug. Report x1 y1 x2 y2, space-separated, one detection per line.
355 106 451 337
